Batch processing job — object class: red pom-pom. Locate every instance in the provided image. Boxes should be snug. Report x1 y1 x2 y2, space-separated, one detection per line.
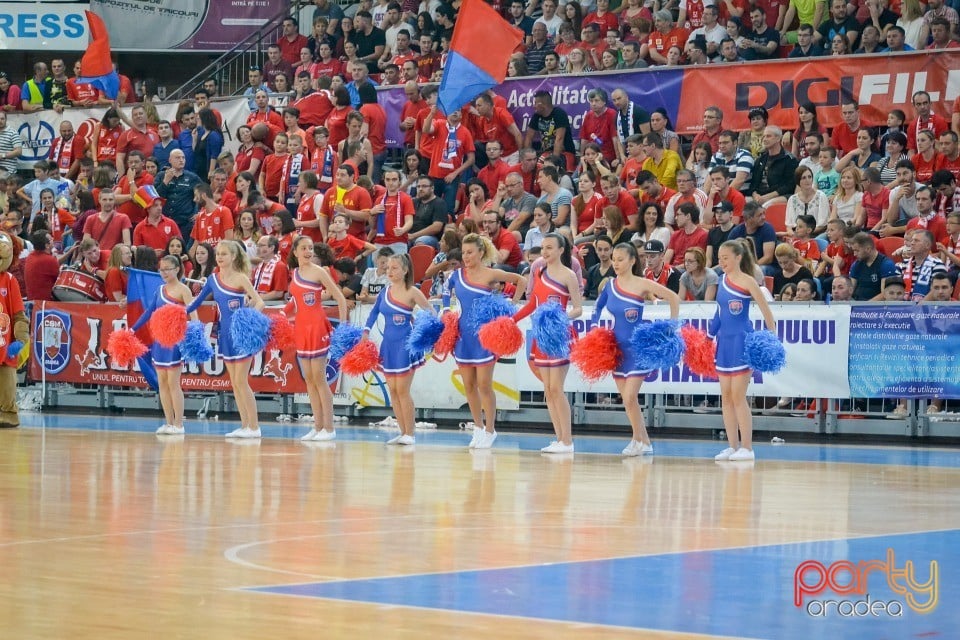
149 304 188 348
107 328 148 368
571 327 621 383
434 312 460 356
267 314 296 350
681 325 717 378
340 340 381 376
477 316 523 357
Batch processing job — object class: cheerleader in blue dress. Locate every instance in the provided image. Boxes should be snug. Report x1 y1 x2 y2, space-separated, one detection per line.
711 238 776 462
130 255 199 435
442 232 526 449
591 242 679 457
363 253 435 445
186 240 266 439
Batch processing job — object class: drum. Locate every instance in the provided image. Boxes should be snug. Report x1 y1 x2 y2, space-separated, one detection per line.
53 268 107 302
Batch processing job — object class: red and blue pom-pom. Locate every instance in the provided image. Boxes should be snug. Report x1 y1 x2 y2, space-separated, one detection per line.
107 329 148 368
570 327 621 382
340 340 381 376
150 304 188 348
329 323 363 362
532 301 571 358
630 319 684 371
433 312 460 357
744 329 786 373
267 314 296 351
230 307 271 355
406 310 444 358
181 320 214 364
471 294 515 332
478 316 523 357
680 324 717 378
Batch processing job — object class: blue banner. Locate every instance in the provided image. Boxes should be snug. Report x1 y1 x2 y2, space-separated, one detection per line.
848 305 960 398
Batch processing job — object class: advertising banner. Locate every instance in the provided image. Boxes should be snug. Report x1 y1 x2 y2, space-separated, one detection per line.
514 302 852 398
0 1 89 50
848 305 960 398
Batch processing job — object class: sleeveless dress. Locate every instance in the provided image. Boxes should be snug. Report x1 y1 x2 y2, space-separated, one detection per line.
365 287 425 376
710 275 753 376
513 267 572 367
285 270 334 359
186 273 250 361
132 285 184 369
592 279 650 379
443 268 497 367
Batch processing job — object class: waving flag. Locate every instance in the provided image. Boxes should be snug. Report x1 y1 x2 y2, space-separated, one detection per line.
127 268 162 390
438 0 523 114
77 10 120 100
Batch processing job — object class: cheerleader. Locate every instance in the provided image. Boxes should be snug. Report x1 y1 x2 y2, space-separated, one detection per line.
591 242 679 456
363 253 435 445
130 255 198 435
712 239 776 462
186 240 266 438
443 233 526 449
285 235 348 442
512 233 583 453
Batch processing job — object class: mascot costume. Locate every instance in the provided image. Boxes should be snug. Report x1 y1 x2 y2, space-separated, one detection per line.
0 230 29 428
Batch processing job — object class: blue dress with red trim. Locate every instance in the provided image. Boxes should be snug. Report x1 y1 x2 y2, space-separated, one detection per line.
514 267 572 367
131 285 184 369
443 268 497 367
186 273 249 362
365 287 425 375
710 275 753 375
591 279 650 379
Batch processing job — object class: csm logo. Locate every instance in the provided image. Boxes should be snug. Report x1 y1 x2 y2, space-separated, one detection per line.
17 120 55 162
35 310 71 375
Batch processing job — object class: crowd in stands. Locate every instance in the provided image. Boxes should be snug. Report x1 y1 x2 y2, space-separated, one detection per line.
1 0 958 320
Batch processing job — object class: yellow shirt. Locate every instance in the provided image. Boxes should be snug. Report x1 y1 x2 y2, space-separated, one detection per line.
641 150 683 190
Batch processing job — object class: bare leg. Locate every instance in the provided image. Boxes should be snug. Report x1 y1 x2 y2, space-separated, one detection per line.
170 369 185 428
157 369 174 426
476 364 497 433
226 359 258 429
541 365 572 445
393 373 415 436
615 377 650 445
458 366 484 427
719 373 752 450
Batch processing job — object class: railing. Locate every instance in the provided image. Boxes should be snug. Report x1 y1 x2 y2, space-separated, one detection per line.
167 0 310 102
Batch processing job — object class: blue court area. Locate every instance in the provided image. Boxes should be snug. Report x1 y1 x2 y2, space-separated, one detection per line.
250 530 958 639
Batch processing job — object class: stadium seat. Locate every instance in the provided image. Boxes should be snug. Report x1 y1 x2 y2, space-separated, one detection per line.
764 276 774 294
876 236 904 258
765 202 787 233
420 278 433 297
409 244 436 283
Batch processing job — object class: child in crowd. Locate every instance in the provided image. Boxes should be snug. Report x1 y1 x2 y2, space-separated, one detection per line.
358 246 393 303
815 146 839 196
790 214 821 272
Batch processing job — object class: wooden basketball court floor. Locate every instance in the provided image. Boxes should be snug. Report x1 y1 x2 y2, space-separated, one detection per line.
1 412 958 639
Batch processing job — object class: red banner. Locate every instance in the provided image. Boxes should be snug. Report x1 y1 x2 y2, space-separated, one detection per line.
676 52 960 134
30 302 310 393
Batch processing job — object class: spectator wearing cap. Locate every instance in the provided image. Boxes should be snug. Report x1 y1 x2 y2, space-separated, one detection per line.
705 166 747 224
728 201 778 274
132 185 181 254
749 125 799 208
665 202 708 267
641 239 682 292
0 72 21 113
739 7 780 60
706 200 737 267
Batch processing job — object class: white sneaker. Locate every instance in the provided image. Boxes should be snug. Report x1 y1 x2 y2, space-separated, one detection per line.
542 441 573 454
225 428 245 438
314 429 336 441
301 429 319 441
236 428 262 439
729 447 755 461
541 440 559 452
474 430 497 450
164 425 185 436
468 427 483 448
714 447 736 461
156 424 172 434
621 440 640 456
637 441 653 455
397 434 415 445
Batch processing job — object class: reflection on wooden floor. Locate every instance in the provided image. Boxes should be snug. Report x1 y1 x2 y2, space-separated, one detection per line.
1 421 958 639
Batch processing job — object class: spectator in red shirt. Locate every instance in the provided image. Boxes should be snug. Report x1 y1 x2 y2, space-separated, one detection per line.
319 165 373 239
665 202 708 266
371 168 415 253
907 91 950 154
133 185 182 255
831 99 866 157
648 10 689 65
482 209 523 271
24 230 61 301
473 93 523 164
598 173 639 229
252 235 290 301
83 190 132 251
116 104 160 174
424 105 476 217
114 151 154 226
580 88 624 166
398 81 425 149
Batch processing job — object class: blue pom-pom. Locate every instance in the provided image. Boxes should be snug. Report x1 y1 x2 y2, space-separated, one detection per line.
406 310 444 358
532 301 571 358
329 323 363 362
230 307 270 356
181 321 214 364
744 329 786 373
630 319 685 371
6 341 23 358
471 294 514 332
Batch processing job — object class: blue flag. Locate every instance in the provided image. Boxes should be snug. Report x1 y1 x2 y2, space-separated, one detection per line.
126 268 162 390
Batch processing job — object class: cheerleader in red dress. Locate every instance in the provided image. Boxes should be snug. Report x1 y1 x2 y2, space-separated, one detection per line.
511 233 583 453
284 235 348 441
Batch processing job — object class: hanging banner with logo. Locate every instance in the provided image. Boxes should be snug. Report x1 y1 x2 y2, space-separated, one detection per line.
5 97 251 170
378 51 960 147
848 305 960 398
0 2 89 50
